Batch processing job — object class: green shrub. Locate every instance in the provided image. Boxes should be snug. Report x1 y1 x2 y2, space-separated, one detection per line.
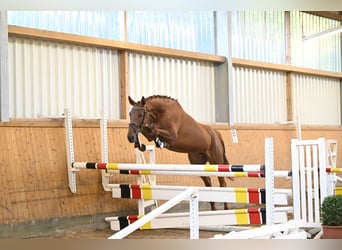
321 195 342 226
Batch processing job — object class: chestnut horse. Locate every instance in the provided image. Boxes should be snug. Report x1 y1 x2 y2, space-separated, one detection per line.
127 95 231 210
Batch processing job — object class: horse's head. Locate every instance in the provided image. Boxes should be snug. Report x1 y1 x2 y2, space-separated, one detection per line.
127 96 148 150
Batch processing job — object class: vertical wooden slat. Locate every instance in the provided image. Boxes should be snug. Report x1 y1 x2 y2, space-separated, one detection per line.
286 72 293 122
284 11 291 65
122 11 127 41
119 51 129 119
285 12 294 122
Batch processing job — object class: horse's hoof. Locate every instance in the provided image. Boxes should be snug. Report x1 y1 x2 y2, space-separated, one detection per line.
139 144 146 152
155 137 164 149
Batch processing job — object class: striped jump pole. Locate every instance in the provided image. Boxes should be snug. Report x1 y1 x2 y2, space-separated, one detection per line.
70 165 291 178
326 167 342 173
105 207 292 231
107 183 291 205
71 162 265 173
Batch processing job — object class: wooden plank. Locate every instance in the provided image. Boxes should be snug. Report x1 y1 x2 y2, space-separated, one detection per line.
1 123 342 225
0 118 130 128
286 72 293 122
2 118 342 132
284 11 291 65
284 12 293 123
8 25 226 64
232 58 342 79
0 127 13 222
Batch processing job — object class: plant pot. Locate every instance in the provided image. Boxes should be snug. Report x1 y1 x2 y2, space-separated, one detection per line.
322 225 342 239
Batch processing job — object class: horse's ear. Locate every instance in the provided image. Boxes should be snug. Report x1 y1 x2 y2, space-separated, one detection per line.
141 96 146 105
128 96 136 106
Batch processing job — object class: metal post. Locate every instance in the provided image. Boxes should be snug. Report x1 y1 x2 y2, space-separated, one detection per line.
214 11 233 124
100 111 110 191
64 108 77 193
318 137 329 200
189 189 199 239
265 137 275 226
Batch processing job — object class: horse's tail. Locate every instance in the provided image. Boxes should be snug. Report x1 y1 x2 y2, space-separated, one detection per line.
214 129 229 164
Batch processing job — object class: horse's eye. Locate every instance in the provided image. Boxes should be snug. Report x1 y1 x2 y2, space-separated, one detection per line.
138 113 143 118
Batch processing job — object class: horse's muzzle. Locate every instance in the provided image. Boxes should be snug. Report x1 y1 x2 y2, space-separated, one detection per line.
127 133 136 143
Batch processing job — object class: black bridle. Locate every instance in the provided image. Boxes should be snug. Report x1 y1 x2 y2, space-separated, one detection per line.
128 106 164 151
128 107 148 151
128 107 147 133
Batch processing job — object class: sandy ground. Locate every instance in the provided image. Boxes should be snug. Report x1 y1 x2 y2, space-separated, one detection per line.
32 227 220 239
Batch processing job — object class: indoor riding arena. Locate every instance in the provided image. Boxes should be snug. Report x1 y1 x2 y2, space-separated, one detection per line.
0 11 341 240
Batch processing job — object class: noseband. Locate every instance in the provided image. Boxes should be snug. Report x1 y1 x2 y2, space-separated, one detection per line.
129 107 148 151
129 107 147 133
128 106 164 151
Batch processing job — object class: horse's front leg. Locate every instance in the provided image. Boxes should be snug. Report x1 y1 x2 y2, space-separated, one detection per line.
141 127 156 142
150 127 177 145
141 127 165 148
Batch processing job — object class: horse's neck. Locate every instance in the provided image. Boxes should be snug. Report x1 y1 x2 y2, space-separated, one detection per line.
147 100 170 117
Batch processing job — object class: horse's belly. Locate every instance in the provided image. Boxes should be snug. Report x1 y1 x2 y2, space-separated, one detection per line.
167 142 208 153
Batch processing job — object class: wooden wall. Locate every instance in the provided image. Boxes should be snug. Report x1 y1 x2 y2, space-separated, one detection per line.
0 120 341 229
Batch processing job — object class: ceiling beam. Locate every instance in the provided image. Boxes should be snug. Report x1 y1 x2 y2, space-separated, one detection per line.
304 11 342 22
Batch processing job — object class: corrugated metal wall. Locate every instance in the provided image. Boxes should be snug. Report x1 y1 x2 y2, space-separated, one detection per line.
8 37 120 118
7 11 341 125
231 11 285 64
291 12 341 72
292 74 341 125
128 53 216 122
232 67 287 123
231 11 341 125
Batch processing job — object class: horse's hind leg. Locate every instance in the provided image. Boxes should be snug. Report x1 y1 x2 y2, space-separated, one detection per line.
208 130 230 210
188 152 217 211
218 177 229 210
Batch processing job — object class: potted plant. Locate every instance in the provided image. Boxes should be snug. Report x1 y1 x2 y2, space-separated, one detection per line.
321 194 342 239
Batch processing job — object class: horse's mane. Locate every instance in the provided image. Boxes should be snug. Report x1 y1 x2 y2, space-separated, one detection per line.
145 95 181 107
140 95 182 116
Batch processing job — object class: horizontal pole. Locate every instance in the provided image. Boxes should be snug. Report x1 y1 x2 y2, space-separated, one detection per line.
113 169 265 178
326 167 342 173
106 207 293 221
106 207 293 231
72 162 265 172
108 184 291 205
108 170 291 178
